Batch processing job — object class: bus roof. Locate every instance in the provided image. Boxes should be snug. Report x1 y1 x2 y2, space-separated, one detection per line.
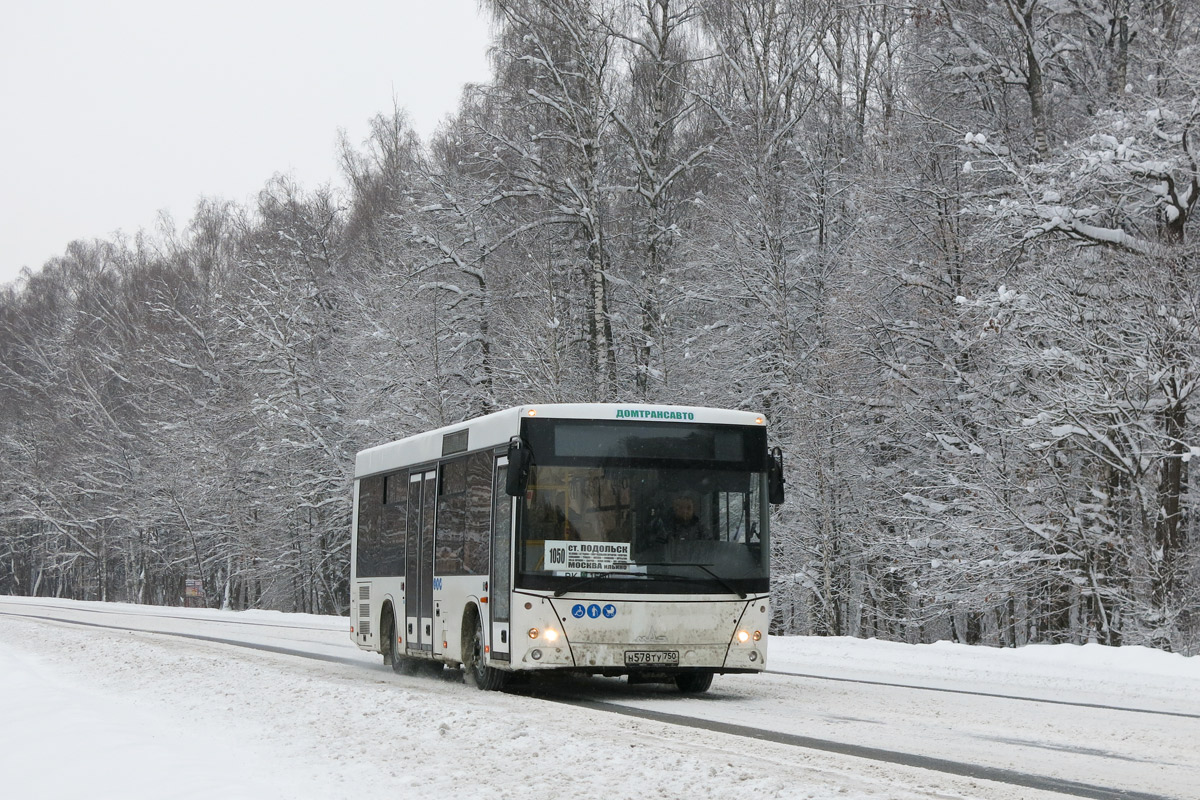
353 403 766 479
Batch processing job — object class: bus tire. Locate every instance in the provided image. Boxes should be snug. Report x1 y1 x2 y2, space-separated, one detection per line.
675 671 714 694
463 613 507 691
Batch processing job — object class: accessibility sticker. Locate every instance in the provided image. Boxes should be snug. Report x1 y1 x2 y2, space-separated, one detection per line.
572 604 586 618
602 604 617 618
587 604 602 619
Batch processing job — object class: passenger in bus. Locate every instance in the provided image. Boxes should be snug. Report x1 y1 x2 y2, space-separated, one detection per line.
527 499 569 540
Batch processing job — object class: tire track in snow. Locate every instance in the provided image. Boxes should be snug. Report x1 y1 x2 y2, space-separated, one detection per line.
764 668 1200 720
0 608 366 668
544 694 1176 800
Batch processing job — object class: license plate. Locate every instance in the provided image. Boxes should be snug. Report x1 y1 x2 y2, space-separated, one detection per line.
624 650 679 666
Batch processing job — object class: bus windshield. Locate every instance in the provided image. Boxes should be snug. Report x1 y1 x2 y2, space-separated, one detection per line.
515 420 770 595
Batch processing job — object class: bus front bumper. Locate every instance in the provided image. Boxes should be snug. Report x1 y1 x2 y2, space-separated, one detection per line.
514 640 765 672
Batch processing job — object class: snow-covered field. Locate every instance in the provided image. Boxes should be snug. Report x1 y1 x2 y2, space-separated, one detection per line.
1 595 1196 800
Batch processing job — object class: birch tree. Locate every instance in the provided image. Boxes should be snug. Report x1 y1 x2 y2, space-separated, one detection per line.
479 0 623 396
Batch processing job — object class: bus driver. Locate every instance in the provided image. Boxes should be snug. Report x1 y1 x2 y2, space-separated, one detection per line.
650 492 706 544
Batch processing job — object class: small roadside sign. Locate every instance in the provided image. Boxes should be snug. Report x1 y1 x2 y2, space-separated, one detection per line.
184 579 205 607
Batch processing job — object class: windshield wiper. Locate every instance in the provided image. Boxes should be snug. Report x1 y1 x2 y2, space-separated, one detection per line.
637 562 746 599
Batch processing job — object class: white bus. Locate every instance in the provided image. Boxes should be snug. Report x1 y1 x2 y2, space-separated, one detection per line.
350 403 784 693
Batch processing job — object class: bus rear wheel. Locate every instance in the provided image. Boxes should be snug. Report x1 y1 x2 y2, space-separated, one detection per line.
464 615 507 691
675 671 714 694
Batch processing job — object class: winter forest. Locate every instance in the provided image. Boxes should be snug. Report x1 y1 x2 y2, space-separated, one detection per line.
2 0 1198 653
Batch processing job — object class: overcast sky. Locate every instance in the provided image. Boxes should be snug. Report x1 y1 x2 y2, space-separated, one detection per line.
0 0 492 287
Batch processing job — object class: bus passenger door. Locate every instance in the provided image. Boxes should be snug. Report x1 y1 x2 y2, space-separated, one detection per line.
405 469 437 654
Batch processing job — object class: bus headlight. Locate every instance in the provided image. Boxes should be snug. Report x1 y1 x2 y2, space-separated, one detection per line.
736 630 750 644
544 628 559 642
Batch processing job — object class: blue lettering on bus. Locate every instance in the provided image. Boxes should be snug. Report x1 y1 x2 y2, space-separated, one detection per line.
433 578 443 591
602 604 617 619
572 604 586 618
587 604 602 619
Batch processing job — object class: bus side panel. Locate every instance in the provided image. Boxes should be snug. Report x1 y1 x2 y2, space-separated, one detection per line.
353 578 405 655
433 575 486 664
352 581 374 651
353 471 413 656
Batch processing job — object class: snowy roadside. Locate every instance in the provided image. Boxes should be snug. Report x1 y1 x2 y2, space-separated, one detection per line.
768 635 1200 716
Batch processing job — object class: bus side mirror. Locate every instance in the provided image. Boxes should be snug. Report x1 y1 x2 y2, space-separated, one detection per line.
768 447 785 505
506 439 532 497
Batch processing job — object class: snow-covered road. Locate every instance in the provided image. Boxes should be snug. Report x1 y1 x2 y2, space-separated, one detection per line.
1 596 1196 800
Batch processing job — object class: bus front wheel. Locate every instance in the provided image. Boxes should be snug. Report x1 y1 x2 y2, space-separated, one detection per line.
463 614 507 691
675 671 714 694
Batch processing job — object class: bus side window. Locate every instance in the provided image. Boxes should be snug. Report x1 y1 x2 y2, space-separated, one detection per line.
436 457 468 574
356 476 384 577
718 491 750 542
381 472 407 575
463 451 492 575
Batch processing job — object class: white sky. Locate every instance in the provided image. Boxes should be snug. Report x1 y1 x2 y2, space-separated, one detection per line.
0 0 493 287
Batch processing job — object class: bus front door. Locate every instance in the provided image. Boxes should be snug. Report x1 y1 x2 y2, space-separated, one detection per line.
405 469 436 654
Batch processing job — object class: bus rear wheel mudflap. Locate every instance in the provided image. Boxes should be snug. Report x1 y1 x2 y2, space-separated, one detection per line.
385 609 415 675
383 604 432 676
